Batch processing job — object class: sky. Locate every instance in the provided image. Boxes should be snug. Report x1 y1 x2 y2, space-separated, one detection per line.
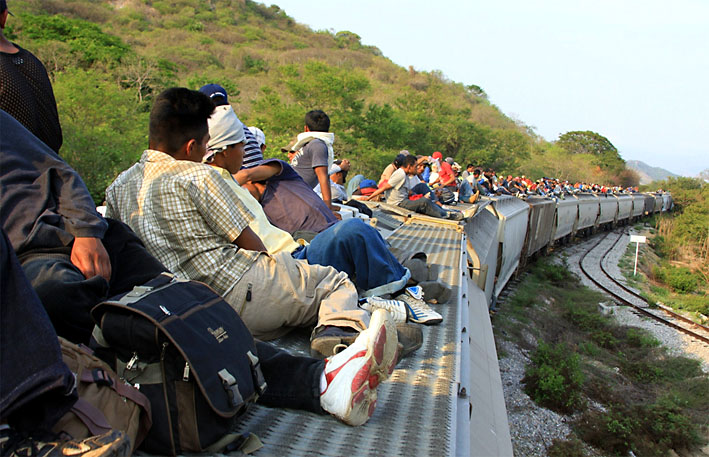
269 0 709 177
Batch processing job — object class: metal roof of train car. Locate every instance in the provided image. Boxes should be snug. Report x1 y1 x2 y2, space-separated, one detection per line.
227 210 512 457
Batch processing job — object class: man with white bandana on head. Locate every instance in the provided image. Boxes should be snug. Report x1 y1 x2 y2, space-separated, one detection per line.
204 105 437 333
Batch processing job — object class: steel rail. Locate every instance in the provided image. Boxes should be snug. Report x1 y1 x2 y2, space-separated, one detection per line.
578 230 709 345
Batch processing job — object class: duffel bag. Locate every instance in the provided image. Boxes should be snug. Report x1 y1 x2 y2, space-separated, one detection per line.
90 273 267 456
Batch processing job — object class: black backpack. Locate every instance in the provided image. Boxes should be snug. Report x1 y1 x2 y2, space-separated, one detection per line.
90 273 267 456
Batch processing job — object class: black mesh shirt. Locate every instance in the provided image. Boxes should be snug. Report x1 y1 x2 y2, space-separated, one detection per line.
0 45 63 153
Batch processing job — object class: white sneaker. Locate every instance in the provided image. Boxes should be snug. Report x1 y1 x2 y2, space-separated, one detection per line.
320 309 398 426
358 296 407 323
397 287 443 325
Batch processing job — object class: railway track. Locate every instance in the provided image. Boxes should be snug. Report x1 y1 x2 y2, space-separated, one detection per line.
578 229 709 345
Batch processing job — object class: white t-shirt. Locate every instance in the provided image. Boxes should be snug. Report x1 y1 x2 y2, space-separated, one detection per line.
386 168 410 206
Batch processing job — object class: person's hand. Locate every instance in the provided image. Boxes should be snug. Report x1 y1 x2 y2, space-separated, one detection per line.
71 237 111 281
339 159 351 171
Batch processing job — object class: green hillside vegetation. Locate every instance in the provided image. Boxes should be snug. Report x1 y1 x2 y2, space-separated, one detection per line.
6 0 636 203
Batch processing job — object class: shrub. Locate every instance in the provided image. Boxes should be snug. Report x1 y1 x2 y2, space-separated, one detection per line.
546 437 587 457
523 341 585 413
624 328 660 348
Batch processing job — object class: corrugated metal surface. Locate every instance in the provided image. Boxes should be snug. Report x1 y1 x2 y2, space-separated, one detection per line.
575 194 599 230
643 194 655 215
654 195 663 213
631 194 645 217
522 197 555 258
553 198 578 241
487 196 529 296
231 223 468 457
464 209 500 304
616 194 633 222
662 194 672 211
597 194 618 224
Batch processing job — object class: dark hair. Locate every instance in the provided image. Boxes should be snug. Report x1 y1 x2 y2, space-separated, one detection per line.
0 0 7 13
393 153 406 168
402 155 417 168
473 169 482 176
305 109 330 132
149 88 214 154
466 163 474 169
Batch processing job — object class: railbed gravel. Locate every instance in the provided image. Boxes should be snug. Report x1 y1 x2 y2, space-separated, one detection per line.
498 229 709 457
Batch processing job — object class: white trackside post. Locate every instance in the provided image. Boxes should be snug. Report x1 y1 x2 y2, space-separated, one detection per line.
629 235 647 276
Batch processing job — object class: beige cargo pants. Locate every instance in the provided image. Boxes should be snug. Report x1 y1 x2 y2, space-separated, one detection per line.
224 251 370 340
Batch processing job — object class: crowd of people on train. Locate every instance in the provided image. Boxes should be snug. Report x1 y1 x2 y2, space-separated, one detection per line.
0 2 450 453
0 1 663 453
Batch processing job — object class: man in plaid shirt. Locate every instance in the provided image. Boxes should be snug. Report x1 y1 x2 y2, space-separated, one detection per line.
106 88 385 358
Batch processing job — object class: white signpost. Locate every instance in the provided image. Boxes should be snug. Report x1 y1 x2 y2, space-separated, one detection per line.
629 235 647 276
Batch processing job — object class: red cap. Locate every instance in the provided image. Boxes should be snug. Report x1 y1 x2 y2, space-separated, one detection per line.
432 151 442 160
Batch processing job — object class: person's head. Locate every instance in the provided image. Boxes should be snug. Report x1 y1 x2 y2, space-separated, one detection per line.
205 105 246 173
149 88 215 161
248 126 266 154
393 153 406 169
401 155 417 174
304 109 330 132
415 156 428 175
1 0 13 30
466 164 474 172
333 159 348 182
473 169 482 177
432 151 443 161
198 83 229 107
329 163 343 184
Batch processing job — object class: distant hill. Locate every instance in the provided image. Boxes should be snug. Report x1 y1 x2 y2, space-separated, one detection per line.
626 160 679 185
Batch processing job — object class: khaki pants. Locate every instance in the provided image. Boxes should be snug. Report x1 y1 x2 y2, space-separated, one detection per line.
224 251 369 340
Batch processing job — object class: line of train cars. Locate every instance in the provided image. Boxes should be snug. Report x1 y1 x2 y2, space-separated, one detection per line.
465 192 672 306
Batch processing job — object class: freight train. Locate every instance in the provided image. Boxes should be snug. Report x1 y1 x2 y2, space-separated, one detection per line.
226 191 672 457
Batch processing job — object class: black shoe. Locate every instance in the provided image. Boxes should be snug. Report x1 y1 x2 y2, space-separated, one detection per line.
447 211 464 221
0 428 130 457
396 323 423 359
310 325 359 359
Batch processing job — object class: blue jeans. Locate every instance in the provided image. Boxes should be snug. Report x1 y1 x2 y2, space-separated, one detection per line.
0 229 77 434
399 197 448 218
19 219 168 345
458 180 476 202
411 182 438 203
293 218 410 297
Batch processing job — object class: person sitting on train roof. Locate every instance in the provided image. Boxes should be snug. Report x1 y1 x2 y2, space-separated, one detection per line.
288 109 340 212
314 162 348 203
0 109 169 346
203 104 419 303
379 152 407 186
199 84 264 169
104 87 401 358
364 155 463 221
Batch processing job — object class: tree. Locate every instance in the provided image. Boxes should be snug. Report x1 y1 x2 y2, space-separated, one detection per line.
557 131 625 172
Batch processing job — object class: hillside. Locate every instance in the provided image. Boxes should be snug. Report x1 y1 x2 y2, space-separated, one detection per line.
626 160 679 185
6 0 540 201
6 0 638 202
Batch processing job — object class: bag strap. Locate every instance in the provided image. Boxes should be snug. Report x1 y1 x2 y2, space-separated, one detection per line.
78 367 153 446
70 398 112 437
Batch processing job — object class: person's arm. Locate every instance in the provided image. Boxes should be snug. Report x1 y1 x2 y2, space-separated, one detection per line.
233 226 267 252
441 174 456 187
234 161 283 185
364 182 393 201
314 165 334 209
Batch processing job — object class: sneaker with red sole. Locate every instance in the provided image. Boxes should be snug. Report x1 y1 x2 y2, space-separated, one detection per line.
320 308 398 426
